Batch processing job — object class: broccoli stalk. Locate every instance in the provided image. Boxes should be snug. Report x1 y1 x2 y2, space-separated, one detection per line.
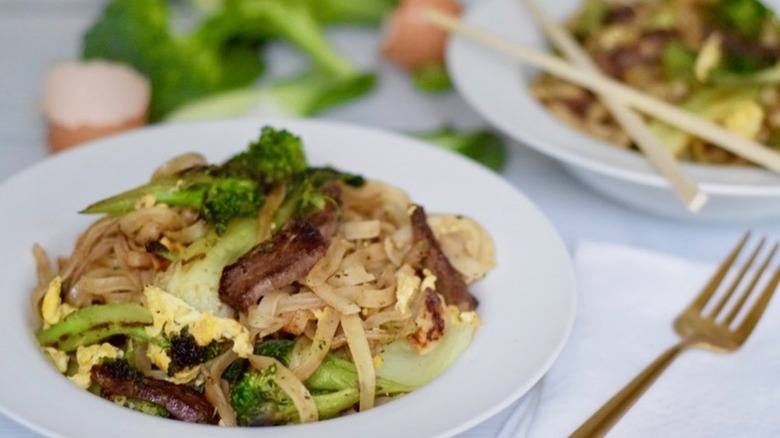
230 363 360 426
253 339 414 395
83 0 378 121
413 127 508 172
309 0 398 26
164 69 376 121
36 302 153 352
211 0 355 78
81 127 307 234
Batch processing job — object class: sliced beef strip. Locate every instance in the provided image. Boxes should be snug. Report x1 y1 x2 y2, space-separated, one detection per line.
219 220 328 312
91 361 216 423
409 205 478 311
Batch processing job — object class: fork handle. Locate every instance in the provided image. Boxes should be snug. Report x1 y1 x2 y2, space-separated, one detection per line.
569 342 689 438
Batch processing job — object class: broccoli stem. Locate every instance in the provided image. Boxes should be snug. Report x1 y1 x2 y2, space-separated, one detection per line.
312 387 360 419
80 178 206 215
254 340 414 395
36 303 153 352
228 0 356 77
164 69 377 121
310 0 398 26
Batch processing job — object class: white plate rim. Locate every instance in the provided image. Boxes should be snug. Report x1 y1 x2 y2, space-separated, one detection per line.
0 118 576 438
447 0 780 197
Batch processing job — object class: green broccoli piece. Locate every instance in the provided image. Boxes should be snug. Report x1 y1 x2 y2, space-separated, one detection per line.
708 0 771 41
165 68 376 121
308 0 398 27
413 127 508 172
36 302 153 352
82 171 263 235
254 339 413 394
212 0 355 78
230 362 360 426
82 0 264 121
111 396 172 418
660 39 697 82
410 63 454 93
167 327 223 376
222 126 308 185
271 168 365 232
81 126 309 234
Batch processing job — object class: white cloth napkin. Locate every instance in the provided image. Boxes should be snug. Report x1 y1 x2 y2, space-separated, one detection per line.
519 240 780 438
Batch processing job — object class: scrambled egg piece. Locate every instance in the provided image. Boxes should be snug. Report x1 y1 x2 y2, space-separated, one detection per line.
723 100 764 140
394 265 421 315
69 343 124 389
458 309 481 328
695 33 723 82
40 276 75 329
144 286 253 360
43 347 69 373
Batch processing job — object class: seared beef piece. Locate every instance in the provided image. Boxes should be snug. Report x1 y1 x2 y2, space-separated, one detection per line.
409 205 478 311
219 220 328 312
305 182 342 241
91 361 216 423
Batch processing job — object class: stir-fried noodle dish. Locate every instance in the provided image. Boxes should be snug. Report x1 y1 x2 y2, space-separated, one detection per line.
31 126 496 426
530 0 780 165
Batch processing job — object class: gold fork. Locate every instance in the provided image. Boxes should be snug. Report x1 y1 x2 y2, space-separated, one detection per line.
571 232 780 438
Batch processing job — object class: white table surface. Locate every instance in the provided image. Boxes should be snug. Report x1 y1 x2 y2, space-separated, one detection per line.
2 2 779 437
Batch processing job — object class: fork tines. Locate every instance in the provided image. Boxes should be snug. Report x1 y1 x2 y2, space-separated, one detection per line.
696 232 780 332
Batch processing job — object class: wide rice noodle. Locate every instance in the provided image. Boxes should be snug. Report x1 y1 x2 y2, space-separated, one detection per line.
340 313 376 412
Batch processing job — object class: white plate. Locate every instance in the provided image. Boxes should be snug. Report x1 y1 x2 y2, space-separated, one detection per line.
448 0 780 222
0 119 576 438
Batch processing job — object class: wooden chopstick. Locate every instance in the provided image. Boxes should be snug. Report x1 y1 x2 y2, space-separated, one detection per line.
425 9 780 176
520 0 707 212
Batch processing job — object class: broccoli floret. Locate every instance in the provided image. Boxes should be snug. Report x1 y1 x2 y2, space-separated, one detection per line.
167 328 223 376
222 126 308 185
231 363 295 426
111 396 172 418
36 302 153 352
214 0 354 78
709 0 771 41
413 127 508 172
82 0 264 121
230 363 360 426
81 126 311 234
82 171 263 235
271 167 365 232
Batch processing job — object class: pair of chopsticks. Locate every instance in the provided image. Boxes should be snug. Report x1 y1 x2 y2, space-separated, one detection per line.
426 3 780 212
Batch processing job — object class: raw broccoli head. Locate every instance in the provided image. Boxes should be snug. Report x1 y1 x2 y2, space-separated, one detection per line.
230 365 298 426
82 0 264 121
